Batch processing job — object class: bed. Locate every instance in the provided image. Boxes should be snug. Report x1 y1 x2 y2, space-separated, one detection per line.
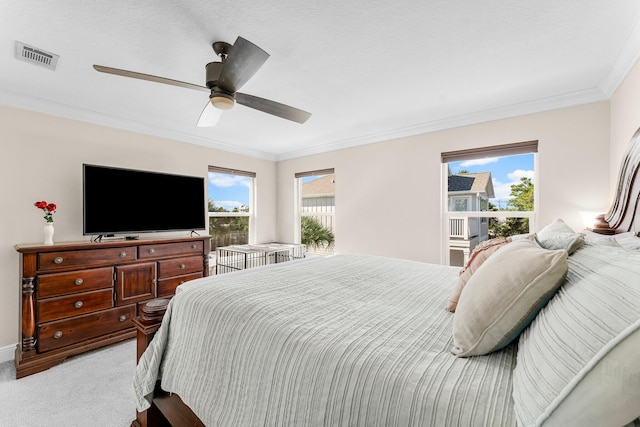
131 131 640 427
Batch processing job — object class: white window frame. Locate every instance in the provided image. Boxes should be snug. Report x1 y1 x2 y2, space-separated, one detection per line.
294 168 335 250
440 141 539 265
207 166 257 245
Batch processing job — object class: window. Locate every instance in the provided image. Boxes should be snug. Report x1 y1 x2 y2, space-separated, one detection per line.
442 141 538 267
450 196 471 211
207 166 256 251
295 168 335 255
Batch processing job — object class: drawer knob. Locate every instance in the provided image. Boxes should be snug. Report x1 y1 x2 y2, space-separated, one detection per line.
191 244 197 249
53 331 63 339
119 315 127 322
179 264 186 269
120 251 127 258
74 278 84 285
74 301 83 309
53 257 63 264
148 248 155 254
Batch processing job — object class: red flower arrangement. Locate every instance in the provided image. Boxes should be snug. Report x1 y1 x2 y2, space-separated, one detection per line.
34 200 57 223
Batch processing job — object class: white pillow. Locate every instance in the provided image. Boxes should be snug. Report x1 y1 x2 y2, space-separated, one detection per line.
538 218 575 235
537 218 585 254
512 243 640 426
586 235 622 247
539 324 640 427
614 232 640 250
536 232 585 254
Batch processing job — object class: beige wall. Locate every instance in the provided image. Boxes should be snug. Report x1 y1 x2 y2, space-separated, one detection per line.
0 106 277 350
277 102 611 264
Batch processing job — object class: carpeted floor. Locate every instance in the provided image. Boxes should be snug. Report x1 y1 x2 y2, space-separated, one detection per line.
0 339 137 427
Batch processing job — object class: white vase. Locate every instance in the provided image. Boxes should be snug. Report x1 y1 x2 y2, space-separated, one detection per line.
43 222 54 245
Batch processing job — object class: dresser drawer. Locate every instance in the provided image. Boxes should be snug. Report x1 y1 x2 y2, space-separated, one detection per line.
38 247 137 272
157 256 203 278
37 289 113 323
139 241 204 259
37 305 135 353
38 267 113 298
157 272 203 297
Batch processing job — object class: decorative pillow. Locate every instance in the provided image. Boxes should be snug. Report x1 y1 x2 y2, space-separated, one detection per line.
451 235 568 357
536 232 585 254
614 231 640 250
537 218 585 254
585 234 622 247
446 237 511 312
512 243 640 427
508 233 531 241
537 217 575 236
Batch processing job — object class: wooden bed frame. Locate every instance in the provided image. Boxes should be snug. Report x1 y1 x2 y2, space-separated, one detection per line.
129 131 640 427
130 298 204 427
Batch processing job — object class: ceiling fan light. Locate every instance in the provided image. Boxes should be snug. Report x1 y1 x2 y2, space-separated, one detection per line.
211 95 235 110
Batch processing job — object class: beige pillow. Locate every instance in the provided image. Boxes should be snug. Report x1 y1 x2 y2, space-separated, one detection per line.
452 235 568 357
446 237 511 312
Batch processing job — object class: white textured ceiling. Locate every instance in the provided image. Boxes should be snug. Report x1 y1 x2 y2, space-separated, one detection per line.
2 1 640 161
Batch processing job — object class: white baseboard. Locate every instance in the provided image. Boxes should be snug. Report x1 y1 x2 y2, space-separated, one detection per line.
0 343 16 364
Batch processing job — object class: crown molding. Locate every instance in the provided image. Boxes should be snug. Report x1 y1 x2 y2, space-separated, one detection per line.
275 87 608 161
0 86 610 163
599 18 640 97
0 89 277 161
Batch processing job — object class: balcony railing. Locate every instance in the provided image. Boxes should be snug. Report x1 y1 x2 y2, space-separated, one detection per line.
444 211 535 266
449 217 480 239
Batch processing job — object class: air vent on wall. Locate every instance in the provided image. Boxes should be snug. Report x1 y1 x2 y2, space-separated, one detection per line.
15 41 59 71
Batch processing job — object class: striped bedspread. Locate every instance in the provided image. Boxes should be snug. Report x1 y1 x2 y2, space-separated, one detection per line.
133 254 517 426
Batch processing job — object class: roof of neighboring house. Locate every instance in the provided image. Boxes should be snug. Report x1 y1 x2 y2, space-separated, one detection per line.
448 172 495 198
302 174 335 196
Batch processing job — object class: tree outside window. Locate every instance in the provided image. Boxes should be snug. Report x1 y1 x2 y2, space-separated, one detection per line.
208 167 255 250
488 176 533 237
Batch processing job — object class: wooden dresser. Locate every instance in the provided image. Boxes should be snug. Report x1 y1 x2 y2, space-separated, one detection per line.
14 235 211 378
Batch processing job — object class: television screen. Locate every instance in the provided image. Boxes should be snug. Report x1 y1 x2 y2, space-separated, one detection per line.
83 164 206 236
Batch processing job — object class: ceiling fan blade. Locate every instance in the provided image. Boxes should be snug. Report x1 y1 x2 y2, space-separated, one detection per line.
197 101 223 127
236 93 311 124
217 37 269 93
93 65 209 93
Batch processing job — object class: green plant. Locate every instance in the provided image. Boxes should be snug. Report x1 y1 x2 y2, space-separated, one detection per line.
301 216 334 249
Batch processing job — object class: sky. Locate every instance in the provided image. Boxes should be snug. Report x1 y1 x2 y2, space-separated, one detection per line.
208 173 325 211
448 153 534 208
208 172 250 211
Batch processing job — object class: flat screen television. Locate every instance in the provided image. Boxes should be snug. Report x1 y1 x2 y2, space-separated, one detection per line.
83 164 206 237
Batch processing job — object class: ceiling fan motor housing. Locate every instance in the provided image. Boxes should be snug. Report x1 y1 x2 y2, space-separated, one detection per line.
205 61 223 88
206 61 235 109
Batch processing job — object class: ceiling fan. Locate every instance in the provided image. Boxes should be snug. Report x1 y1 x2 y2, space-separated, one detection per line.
93 36 311 127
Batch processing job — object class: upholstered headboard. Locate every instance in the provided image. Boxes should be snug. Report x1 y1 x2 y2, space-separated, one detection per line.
595 127 640 235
